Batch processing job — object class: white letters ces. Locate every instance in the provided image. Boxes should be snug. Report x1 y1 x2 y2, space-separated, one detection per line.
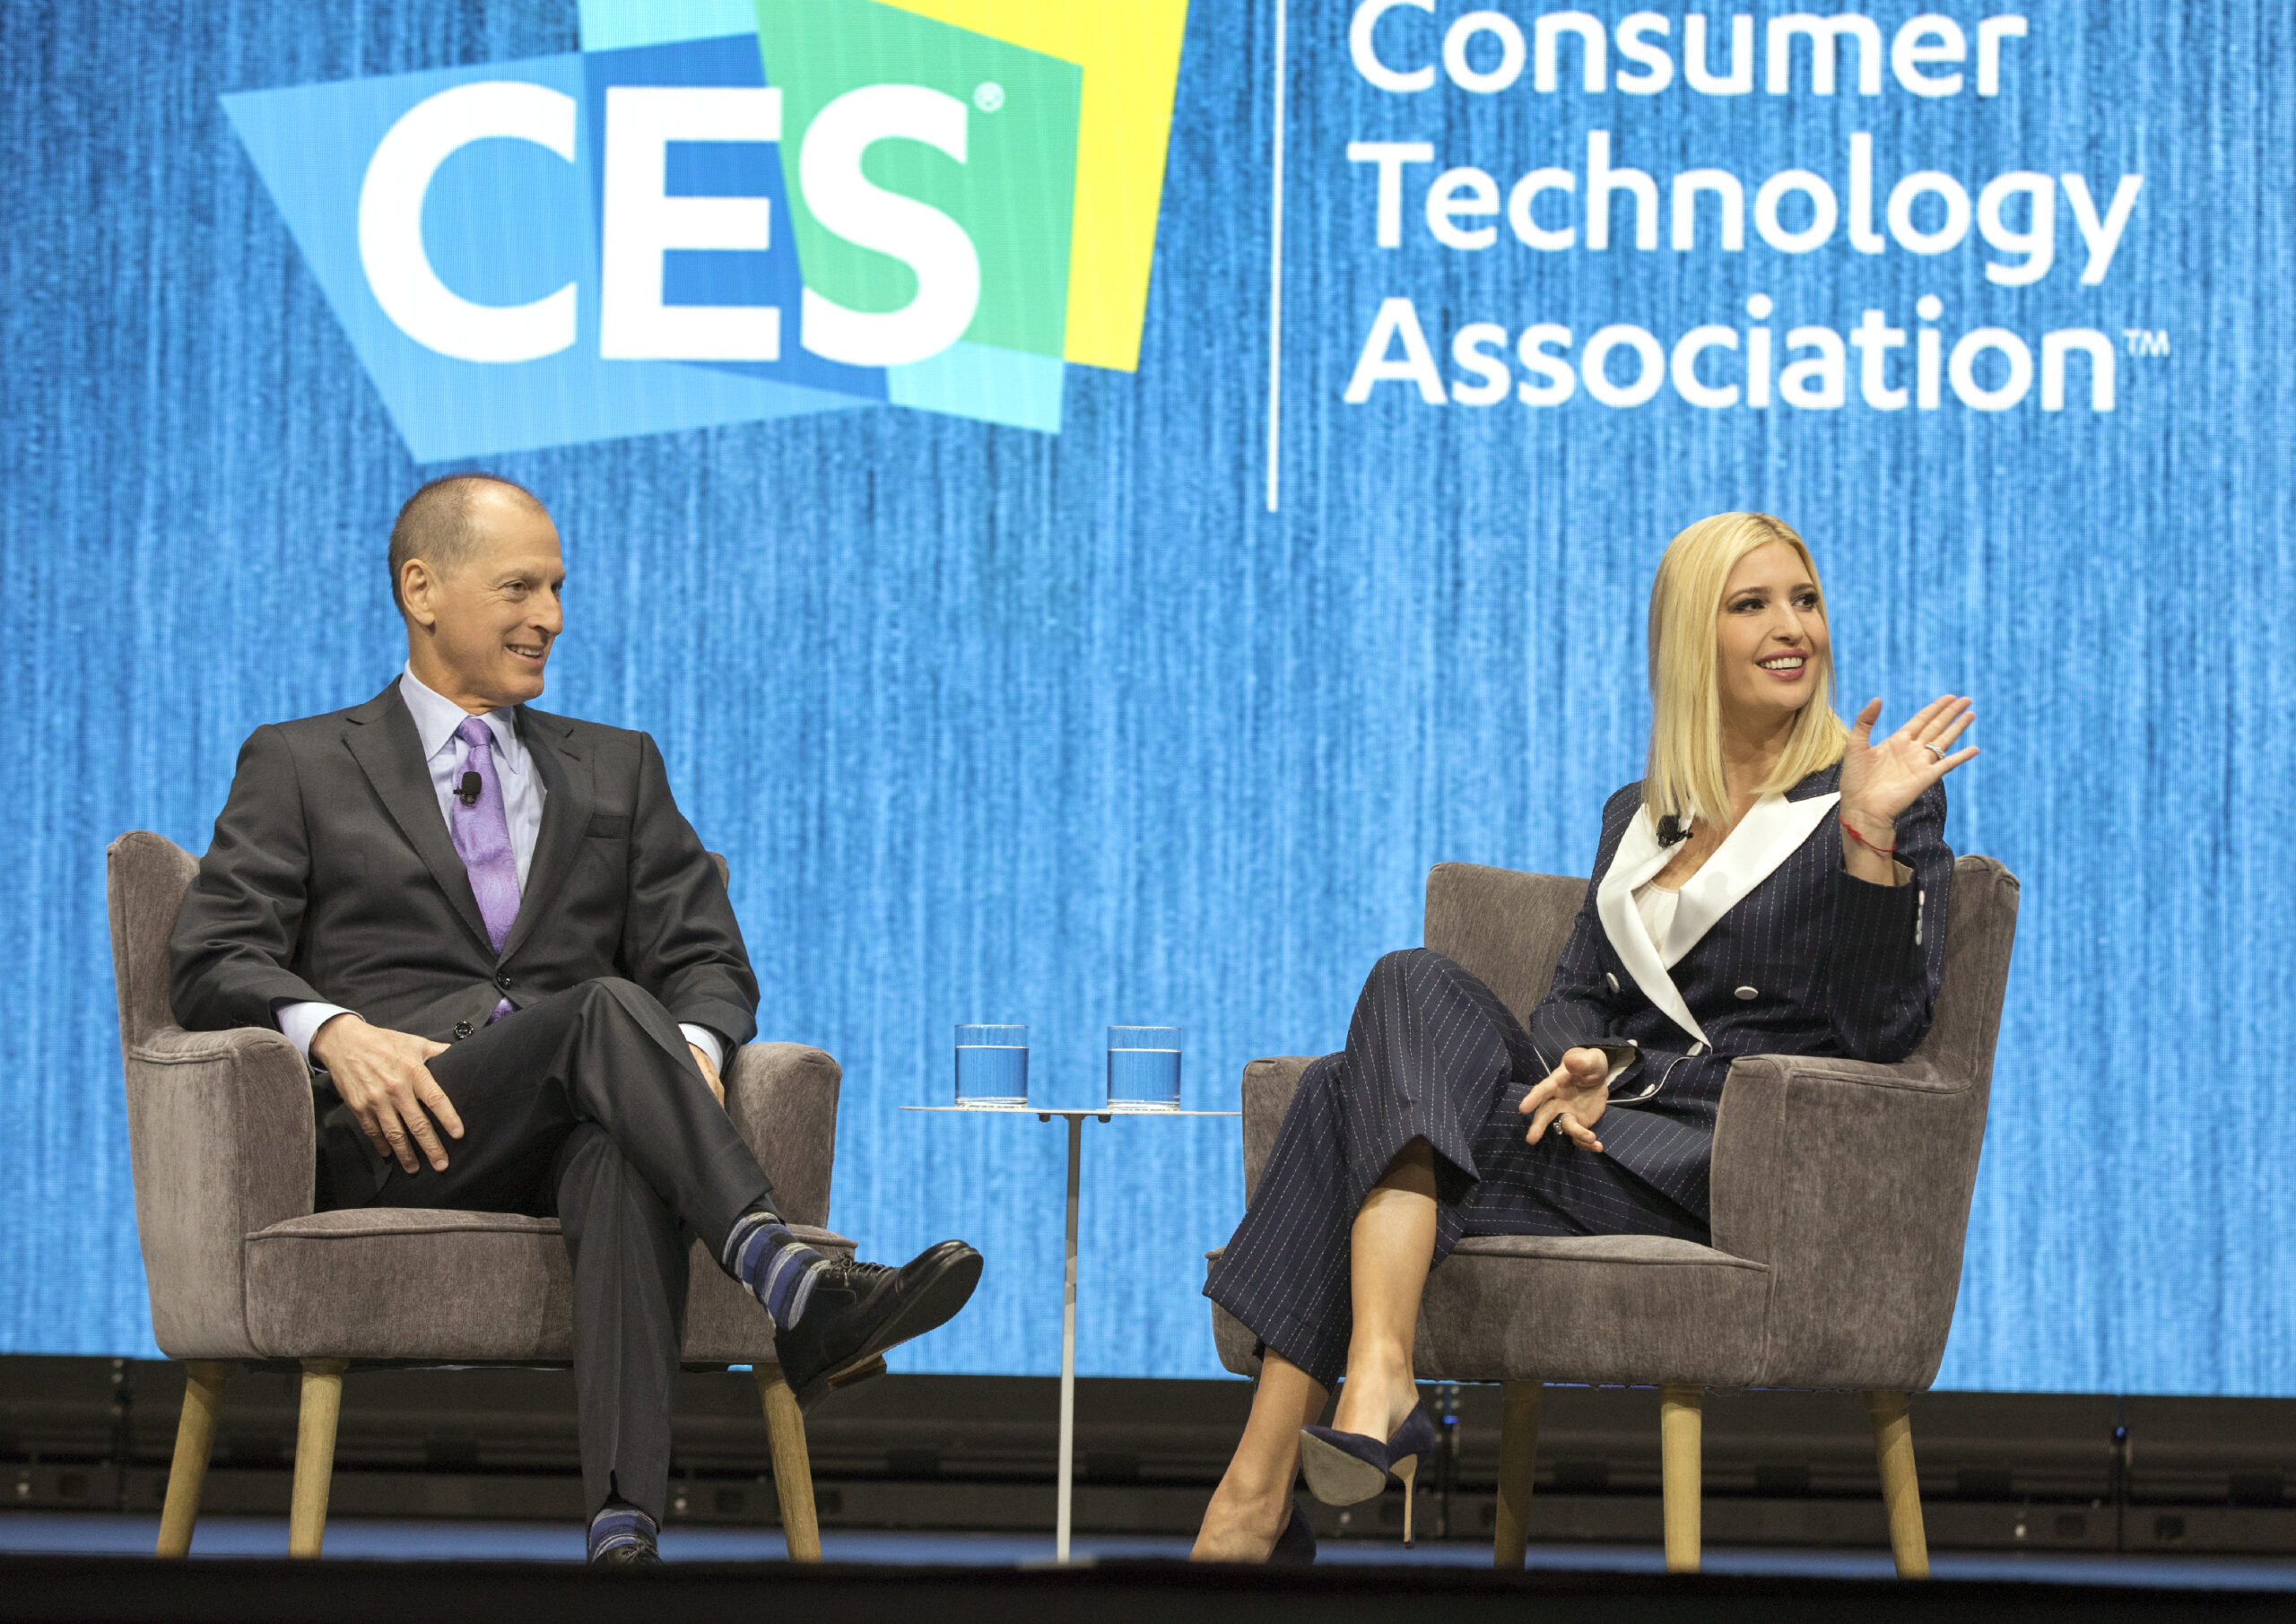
358 78 982 369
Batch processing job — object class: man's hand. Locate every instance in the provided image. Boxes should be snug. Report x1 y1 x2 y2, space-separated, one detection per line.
310 1013 462 1174
1518 1046 1611 1152
690 1043 725 1107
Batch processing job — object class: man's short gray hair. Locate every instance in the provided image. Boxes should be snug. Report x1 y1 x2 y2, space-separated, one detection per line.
387 473 546 614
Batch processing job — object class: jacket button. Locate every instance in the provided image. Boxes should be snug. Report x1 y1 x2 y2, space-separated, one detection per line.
1605 972 1620 994
496 973 512 989
1734 986 1758 1001
453 1020 475 1039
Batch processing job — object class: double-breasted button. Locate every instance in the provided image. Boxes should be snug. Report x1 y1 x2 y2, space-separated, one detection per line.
1733 986 1759 1001
1605 972 1620 994
496 973 513 989
453 1019 475 1039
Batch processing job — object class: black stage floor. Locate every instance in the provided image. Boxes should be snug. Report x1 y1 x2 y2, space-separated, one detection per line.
4 1517 2296 1624
3 1547 2295 1624
12 1512 2296 1586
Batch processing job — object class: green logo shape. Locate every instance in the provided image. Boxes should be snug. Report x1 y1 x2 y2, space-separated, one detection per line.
756 0 1080 360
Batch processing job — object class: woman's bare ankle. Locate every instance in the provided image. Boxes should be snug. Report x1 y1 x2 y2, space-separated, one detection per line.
1191 1473 1293 1561
1330 1362 1419 1439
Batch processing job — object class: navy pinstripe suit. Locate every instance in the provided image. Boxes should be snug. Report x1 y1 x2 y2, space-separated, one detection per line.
1205 765 1952 1386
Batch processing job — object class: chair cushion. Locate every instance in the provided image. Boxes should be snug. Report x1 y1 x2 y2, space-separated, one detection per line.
256 1210 563 1241
1445 1233 1764 1268
1422 1235 1772 1387
244 1210 851 1364
1205 1235 1771 1389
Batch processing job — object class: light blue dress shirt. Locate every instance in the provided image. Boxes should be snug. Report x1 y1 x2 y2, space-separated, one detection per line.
277 666 723 1073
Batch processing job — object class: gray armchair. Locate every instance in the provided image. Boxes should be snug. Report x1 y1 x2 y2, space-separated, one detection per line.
1209 855 2019 1576
108 831 850 1560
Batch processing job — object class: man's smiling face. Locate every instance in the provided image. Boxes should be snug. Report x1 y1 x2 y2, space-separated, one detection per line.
403 484 565 712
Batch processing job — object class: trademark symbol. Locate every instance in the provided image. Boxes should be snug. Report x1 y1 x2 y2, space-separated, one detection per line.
2121 328 2170 358
974 82 1004 112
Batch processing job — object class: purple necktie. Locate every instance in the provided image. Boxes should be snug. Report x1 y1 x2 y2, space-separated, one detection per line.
450 716 519 1019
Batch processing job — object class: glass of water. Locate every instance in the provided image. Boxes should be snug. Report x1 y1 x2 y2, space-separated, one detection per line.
955 1025 1029 1108
1107 1026 1181 1112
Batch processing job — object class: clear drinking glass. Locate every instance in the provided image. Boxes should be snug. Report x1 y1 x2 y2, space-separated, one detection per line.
1107 1026 1182 1112
955 1024 1029 1107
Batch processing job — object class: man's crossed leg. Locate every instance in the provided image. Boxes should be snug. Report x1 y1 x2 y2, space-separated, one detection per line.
314 977 980 1564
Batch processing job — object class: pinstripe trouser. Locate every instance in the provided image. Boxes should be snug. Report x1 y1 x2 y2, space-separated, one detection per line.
1204 948 1709 1386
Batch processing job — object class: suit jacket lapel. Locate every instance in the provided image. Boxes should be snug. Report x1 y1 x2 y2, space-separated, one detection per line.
1667 790 1840 958
1596 805 1709 1046
498 709 590 963
340 683 493 955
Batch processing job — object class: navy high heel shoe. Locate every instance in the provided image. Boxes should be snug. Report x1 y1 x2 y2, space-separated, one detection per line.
1268 1497 1317 1566
1298 1401 1439 1546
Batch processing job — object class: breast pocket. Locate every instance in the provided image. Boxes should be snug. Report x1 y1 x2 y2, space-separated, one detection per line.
573 812 632 895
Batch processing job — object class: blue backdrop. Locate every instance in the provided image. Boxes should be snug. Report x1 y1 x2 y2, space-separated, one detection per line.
2 0 2291 1394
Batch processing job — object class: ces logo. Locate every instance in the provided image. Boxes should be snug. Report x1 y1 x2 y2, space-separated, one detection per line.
225 0 1187 459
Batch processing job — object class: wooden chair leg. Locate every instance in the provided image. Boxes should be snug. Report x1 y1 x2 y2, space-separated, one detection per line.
154 1361 230 1558
1864 1390 1931 1579
1492 1381 1542 1569
1659 1385 1702 1574
754 1367 822 1562
287 1359 347 1559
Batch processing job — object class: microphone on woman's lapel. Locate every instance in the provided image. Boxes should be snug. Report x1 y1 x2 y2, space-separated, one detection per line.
1657 814 1692 847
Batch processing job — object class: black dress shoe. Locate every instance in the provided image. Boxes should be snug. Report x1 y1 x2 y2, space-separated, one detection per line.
774 1240 983 1408
588 1534 661 1568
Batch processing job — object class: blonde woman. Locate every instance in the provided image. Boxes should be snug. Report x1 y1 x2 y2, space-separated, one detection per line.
1193 513 1977 1563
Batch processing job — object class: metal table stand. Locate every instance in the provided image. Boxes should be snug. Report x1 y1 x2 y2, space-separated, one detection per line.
905 1104 1238 1561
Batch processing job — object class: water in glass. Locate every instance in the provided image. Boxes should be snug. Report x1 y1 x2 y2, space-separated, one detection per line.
1107 1026 1181 1111
955 1024 1029 1107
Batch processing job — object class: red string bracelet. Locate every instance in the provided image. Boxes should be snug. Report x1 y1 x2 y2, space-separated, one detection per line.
1840 817 1897 858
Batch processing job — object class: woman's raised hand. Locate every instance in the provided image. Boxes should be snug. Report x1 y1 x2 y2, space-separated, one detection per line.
1839 694 1979 831
1519 1046 1610 1152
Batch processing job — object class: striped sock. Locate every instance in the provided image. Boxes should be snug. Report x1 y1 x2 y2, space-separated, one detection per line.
721 1208 830 1330
587 1499 656 1563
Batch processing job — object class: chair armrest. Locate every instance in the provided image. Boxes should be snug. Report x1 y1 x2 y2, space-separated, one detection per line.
1709 1051 1989 1391
725 1042 841 1229
123 1023 316 1360
1240 1057 1316 1203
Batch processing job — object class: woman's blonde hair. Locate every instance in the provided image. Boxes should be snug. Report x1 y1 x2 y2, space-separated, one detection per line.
1643 512 1849 829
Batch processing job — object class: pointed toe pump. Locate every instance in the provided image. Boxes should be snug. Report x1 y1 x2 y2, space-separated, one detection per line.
1268 1497 1317 1566
1298 1402 1439 1546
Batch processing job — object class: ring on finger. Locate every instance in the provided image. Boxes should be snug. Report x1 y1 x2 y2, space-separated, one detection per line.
1921 741 1944 761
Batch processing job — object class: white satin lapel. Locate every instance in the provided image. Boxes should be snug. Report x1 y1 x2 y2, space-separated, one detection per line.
1667 791 1840 959
1596 806 1709 1046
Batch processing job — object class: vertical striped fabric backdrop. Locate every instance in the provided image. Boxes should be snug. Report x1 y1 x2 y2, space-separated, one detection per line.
0 0 2290 1394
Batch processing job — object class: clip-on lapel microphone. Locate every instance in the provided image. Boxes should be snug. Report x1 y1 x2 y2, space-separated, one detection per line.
456 770 483 808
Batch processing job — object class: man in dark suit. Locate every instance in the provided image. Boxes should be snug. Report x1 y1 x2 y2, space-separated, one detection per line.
170 474 981 1564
